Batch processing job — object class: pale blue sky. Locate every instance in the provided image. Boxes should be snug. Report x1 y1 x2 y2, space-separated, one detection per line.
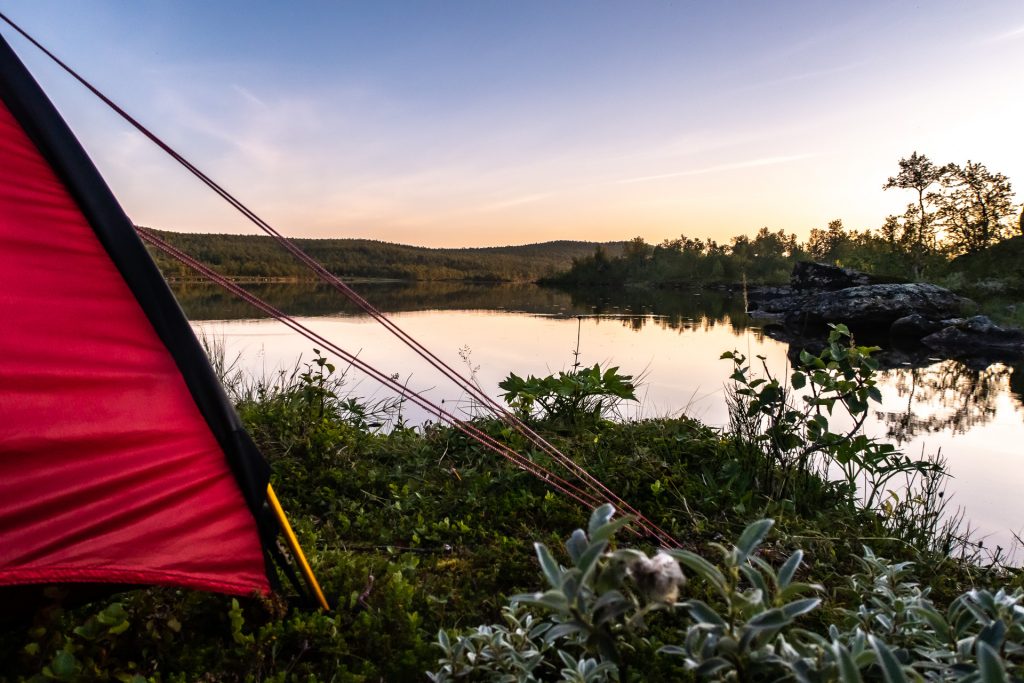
2 2 1022 246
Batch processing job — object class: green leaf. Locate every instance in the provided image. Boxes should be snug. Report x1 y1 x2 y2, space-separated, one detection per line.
781 597 820 619
566 529 588 563
790 371 806 390
590 515 633 542
739 563 768 598
588 504 615 537
513 590 570 613
735 519 774 559
977 640 1008 683
746 607 791 632
535 542 563 589
108 620 130 635
50 651 78 679
832 641 863 683
695 657 733 677
682 599 726 627
666 549 727 596
778 550 803 589
546 621 587 642
576 539 609 580
868 635 907 683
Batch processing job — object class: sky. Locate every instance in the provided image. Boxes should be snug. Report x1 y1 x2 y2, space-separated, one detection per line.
1 1 1022 247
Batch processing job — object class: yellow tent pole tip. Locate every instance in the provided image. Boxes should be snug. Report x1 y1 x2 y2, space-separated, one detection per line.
266 483 330 611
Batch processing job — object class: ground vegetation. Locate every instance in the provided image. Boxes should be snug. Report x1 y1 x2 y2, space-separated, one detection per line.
1 333 1017 681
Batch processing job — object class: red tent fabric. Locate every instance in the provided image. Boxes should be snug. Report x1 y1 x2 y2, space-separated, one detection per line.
0 37 273 596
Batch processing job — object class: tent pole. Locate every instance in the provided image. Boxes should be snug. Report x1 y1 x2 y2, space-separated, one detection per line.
266 484 330 611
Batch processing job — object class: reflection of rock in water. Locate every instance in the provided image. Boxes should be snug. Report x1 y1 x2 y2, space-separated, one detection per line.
875 361 1020 443
763 323 1024 443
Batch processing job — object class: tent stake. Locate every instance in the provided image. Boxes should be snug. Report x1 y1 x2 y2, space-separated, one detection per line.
267 484 330 611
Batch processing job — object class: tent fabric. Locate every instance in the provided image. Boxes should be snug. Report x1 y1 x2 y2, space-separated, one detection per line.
0 36 273 596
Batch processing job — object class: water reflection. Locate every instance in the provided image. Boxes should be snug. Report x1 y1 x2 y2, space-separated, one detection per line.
563 286 758 338
876 362 1024 443
170 281 584 320
171 281 759 338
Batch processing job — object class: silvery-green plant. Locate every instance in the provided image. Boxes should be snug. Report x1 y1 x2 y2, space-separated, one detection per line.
429 506 1024 682
429 603 553 682
512 504 683 669
429 504 684 682
827 548 1024 681
660 518 824 679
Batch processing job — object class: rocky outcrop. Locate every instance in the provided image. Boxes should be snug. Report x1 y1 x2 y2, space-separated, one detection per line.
790 261 875 291
749 282 970 328
747 262 1024 360
922 316 1024 358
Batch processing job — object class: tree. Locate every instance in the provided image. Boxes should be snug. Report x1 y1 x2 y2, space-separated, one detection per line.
883 152 942 277
877 204 940 277
623 236 652 263
806 219 847 263
934 161 1016 255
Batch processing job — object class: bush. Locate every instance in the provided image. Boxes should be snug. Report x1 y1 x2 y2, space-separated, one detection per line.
723 324 937 510
432 506 1024 682
499 364 637 430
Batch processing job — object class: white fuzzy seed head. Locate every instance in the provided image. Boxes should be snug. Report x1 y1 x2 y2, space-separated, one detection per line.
629 552 685 604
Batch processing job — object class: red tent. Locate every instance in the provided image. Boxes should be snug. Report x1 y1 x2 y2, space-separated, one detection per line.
0 34 292 598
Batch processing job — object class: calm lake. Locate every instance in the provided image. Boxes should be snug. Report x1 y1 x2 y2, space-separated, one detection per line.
176 281 1024 559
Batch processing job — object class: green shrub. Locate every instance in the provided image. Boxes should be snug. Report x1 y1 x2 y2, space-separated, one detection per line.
723 324 938 510
499 364 637 430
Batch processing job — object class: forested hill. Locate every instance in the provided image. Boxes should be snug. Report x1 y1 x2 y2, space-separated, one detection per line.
144 228 627 282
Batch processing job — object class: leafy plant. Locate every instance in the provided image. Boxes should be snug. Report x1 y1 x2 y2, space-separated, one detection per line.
661 519 822 679
723 324 938 508
499 364 637 430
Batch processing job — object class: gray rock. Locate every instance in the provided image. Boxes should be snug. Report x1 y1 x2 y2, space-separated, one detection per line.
754 283 970 328
922 316 1024 357
746 285 794 302
791 261 874 291
890 314 946 338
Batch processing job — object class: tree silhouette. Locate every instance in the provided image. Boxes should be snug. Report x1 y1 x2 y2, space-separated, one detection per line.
935 161 1016 255
883 152 942 278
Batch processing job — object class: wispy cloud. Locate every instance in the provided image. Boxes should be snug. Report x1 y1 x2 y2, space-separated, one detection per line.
475 193 553 212
987 24 1024 43
731 62 866 94
614 153 816 185
231 84 269 110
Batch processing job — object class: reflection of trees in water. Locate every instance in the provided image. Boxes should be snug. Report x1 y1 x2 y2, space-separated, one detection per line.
876 361 1024 443
172 282 584 320
566 287 755 338
175 282 757 340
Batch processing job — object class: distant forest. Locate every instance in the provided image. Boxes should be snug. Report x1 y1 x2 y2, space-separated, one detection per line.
144 229 627 282
550 153 1024 292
